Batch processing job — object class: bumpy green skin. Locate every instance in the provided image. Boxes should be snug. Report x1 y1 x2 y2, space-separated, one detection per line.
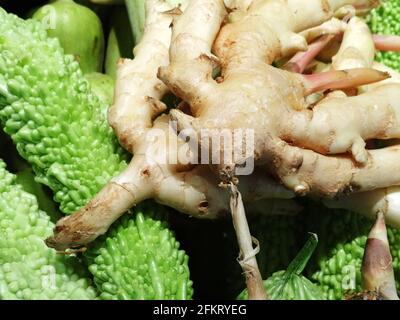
85 203 193 300
32 0 105 74
367 0 400 71
0 8 127 214
265 271 324 300
234 204 400 300
0 9 192 300
0 159 97 299
303 205 400 300
237 270 324 300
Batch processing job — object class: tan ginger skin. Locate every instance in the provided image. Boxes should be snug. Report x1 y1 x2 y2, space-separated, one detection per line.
46 0 297 251
160 0 400 197
47 0 400 253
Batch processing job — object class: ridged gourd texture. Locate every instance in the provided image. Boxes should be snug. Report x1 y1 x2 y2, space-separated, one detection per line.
0 7 127 214
0 8 193 300
0 159 98 299
237 269 324 300
367 0 400 71
85 203 193 300
244 207 400 300
237 232 323 300
264 270 323 300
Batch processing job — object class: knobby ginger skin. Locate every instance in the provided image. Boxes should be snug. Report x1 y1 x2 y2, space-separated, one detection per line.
280 15 400 228
108 0 173 153
47 114 296 251
317 16 400 228
48 0 400 250
46 0 295 251
160 0 400 198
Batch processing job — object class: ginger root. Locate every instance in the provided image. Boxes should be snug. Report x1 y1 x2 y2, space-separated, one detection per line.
160 0 400 197
48 0 400 254
46 0 295 251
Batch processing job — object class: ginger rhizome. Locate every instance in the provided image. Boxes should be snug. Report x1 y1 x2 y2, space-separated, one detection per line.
46 0 400 298
46 0 296 252
161 0 400 198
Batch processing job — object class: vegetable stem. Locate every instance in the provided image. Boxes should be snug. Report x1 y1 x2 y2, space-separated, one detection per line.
285 233 318 277
228 182 267 300
125 0 146 44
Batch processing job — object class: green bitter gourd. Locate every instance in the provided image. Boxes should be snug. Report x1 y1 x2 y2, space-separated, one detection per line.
0 158 98 299
0 8 193 300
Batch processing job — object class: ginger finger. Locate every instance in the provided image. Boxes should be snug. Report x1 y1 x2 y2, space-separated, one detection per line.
47 162 296 251
158 0 226 114
319 17 374 159
109 0 177 153
373 34 400 52
313 32 400 64
332 16 375 70
170 71 393 168
45 158 151 251
299 18 346 43
271 141 400 198
286 17 375 74
323 187 400 228
47 115 296 251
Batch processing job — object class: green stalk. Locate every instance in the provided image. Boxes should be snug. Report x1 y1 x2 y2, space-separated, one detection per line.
125 0 146 44
285 233 318 277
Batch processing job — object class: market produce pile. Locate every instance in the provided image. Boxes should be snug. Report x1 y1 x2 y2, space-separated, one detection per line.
1 0 400 300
